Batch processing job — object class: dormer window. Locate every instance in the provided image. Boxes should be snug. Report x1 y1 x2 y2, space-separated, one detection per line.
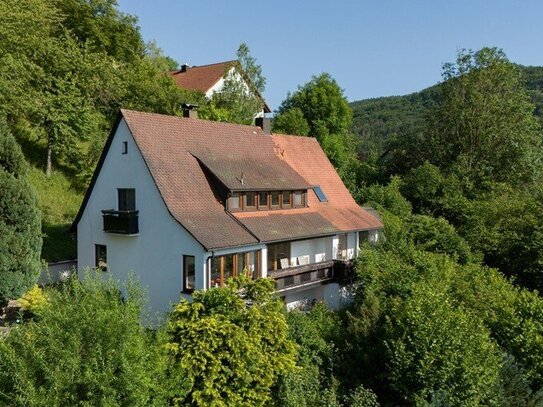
245 192 256 209
271 191 280 208
294 190 305 207
227 190 307 212
258 192 269 210
282 191 291 208
230 192 241 210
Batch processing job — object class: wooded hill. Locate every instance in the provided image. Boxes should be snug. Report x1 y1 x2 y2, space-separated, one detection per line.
350 65 543 153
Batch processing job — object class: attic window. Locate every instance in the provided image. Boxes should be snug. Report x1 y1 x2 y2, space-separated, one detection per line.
313 186 328 202
122 141 128 154
293 191 306 207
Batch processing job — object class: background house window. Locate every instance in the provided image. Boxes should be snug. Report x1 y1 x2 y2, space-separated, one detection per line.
118 188 135 211
258 192 269 209
122 141 128 154
183 255 195 293
95 244 107 271
282 191 291 208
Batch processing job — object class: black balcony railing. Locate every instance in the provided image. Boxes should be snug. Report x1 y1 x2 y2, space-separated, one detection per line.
102 210 139 235
270 260 354 292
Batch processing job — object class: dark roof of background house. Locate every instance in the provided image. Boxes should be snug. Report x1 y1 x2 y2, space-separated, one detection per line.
73 110 382 250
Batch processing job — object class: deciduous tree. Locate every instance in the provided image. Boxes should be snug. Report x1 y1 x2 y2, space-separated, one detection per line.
427 47 542 186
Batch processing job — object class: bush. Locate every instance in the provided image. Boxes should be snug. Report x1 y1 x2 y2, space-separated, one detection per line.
0 273 169 406
385 284 501 405
0 168 42 302
0 120 41 302
275 303 342 407
166 277 296 406
17 285 48 316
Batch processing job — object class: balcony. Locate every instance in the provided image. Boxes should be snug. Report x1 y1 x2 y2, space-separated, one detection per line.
102 210 139 235
270 260 354 292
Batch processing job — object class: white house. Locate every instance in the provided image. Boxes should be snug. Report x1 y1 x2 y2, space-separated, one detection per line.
169 61 271 117
71 108 382 315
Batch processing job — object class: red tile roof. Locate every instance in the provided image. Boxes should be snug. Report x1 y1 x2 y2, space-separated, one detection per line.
169 61 234 94
74 110 381 250
169 61 271 113
232 134 383 238
194 153 311 191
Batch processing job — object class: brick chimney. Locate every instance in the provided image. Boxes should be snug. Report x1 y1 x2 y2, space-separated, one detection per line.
181 103 198 119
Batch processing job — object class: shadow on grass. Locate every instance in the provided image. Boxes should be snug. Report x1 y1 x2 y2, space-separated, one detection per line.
42 222 76 263
15 132 84 193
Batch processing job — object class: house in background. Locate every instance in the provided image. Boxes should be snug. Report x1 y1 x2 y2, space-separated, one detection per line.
71 107 381 315
169 61 271 117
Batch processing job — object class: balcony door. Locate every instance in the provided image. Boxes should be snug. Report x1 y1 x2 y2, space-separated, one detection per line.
118 188 135 211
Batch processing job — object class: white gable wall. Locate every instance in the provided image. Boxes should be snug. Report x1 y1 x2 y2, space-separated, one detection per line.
77 119 205 315
205 67 265 118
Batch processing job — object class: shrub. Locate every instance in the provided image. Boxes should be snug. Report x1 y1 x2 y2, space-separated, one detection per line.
0 121 41 302
0 273 168 406
17 284 48 316
166 277 296 406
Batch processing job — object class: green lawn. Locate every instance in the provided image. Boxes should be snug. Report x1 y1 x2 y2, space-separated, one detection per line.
28 166 83 262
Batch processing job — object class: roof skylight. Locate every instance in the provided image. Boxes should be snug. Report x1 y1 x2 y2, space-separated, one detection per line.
313 186 328 202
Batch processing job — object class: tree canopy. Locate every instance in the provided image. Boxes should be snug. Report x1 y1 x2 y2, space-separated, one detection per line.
274 73 352 139
426 47 542 186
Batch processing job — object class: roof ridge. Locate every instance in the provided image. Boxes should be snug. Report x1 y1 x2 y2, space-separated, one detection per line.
271 133 320 142
120 108 267 134
173 60 236 72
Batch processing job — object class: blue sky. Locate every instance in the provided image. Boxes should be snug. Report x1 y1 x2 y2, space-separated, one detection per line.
117 0 543 110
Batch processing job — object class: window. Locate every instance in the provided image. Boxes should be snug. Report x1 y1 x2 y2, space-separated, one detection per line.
231 191 307 212
122 141 128 154
245 192 256 209
258 192 269 209
313 186 328 202
209 251 259 287
223 254 234 282
267 242 291 271
230 192 240 210
337 234 348 260
282 191 291 208
271 191 280 207
118 188 136 211
95 244 107 271
294 190 305 207
183 255 195 293
358 230 369 246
